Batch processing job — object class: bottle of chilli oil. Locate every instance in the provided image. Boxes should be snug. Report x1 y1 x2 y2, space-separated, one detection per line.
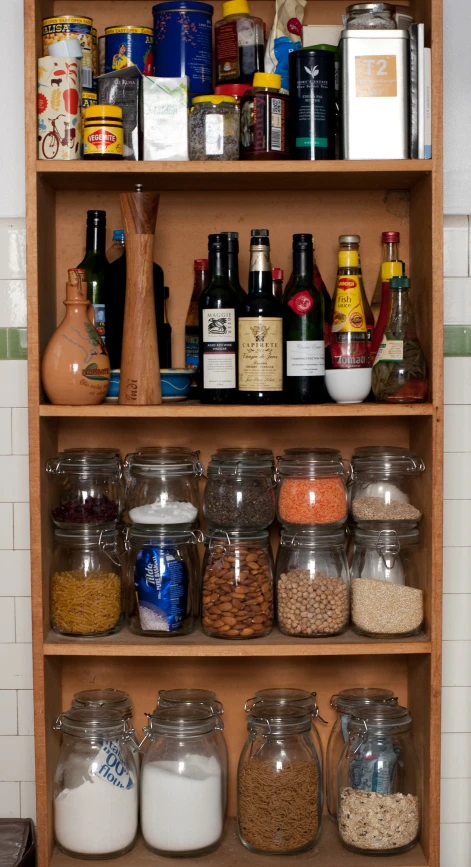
329 249 370 369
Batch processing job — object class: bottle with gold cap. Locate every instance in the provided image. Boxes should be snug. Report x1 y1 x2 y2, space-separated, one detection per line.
240 72 290 160
328 247 370 370
215 0 264 84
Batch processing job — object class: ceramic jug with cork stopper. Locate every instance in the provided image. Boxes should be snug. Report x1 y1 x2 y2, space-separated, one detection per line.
41 269 111 405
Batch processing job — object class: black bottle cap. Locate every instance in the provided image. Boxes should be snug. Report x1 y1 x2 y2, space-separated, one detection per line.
86 210 106 225
208 234 228 250
221 231 238 240
293 233 313 247
251 229 269 237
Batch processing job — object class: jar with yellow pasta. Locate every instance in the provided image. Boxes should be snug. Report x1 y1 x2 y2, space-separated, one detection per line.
51 526 123 637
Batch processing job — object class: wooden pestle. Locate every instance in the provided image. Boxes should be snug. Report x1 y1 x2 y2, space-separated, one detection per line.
119 187 161 405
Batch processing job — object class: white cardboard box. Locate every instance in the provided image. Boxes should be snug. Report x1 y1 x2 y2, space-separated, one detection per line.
302 25 342 48
142 76 189 161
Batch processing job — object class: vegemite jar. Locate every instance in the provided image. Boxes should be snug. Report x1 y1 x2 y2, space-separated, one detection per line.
83 105 123 159
126 525 201 636
289 48 336 160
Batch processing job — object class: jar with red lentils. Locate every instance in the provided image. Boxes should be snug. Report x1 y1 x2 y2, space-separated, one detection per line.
201 530 274 639
276 449 349 530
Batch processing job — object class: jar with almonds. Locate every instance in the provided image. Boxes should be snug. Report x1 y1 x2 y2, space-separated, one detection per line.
201 530 274 639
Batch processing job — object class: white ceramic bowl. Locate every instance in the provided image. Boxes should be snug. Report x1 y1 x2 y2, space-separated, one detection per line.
325 368 372 405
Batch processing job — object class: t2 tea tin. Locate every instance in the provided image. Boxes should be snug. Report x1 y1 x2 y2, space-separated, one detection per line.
105 26 154 74
289 48 336 160
153 1 214 98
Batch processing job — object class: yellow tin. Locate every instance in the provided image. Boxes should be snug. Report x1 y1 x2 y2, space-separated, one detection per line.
83 105 123 159
42 16 94 90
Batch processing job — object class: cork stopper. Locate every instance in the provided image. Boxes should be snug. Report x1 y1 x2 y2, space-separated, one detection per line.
66 269 88 302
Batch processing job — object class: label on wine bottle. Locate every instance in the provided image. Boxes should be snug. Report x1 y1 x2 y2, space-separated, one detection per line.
185 333 199 369
93 303 106 341
203 354 236 388
202 308 236 389
238 317 283 391
202 308 236 342
287 291 314 315
286 341 325 377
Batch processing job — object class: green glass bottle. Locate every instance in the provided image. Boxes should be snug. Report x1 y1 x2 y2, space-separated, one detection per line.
283 233 325 403
221 231 246 303
77 210 110 344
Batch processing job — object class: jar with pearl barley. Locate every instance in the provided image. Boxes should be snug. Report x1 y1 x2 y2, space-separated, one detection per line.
350 446 425 528
275 528 349 638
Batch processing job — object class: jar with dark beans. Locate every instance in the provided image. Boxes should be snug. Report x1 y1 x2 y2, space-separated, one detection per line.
202 530 274 639
52 496 119 525
204 455 276 530
47 452 122 528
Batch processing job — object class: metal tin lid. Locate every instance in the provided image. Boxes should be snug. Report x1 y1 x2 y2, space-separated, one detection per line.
331 687 396 714
152 1 214 14
348 703 412 734
339 234 360 244
54 707 127 737
72 688 132 719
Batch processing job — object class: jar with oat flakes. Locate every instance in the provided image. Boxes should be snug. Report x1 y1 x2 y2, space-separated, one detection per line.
276 450 349 529
337 704 420 855
201 530 274 639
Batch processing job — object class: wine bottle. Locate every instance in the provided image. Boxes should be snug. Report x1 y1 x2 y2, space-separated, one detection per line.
283 234 325 403
199 234 239 404
77 210 110 344
185 258 208 384
221 231 246 302
238 230 283 404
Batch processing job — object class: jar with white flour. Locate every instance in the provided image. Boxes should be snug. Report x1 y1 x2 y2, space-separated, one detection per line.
53 707 139 858
124 452 204 526
140 705 227 856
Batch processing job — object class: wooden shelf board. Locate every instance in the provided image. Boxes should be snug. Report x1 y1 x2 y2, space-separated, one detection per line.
50 820 428 867
43 625 432 657
36 159 432 192
38 402 435 419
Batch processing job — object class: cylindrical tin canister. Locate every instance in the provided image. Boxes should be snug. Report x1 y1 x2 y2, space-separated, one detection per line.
42 16 93 90
98 35 106 75
83 105 124 160
91 27 98 80
289 48 336 160
105 26 154 75
82 90 98 110
153 1 214 98
340 30 409 159
38 56 82 161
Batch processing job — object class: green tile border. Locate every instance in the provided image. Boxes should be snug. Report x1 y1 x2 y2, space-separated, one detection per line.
0 328 27 360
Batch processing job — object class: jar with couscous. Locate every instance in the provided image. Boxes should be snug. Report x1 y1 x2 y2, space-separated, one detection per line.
276 450 349 529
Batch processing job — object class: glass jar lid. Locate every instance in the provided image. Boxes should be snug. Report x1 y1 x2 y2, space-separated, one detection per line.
283 447 342 460
246 688 319 717
207 454 274 476
331 687 396 714
348 704 412 735
64 447 121 458
72 688 132 719
54 525 119 544
353 525 419 549
347 2 395 13
206 528 270 546
352 446 425 477
280 527 346 548
47 452 122 477
146 705 222 736
192 95 237 105
248 703 312 735
126 525 202 546
158 688 223 715
278 450 348 478
124 452 204 477
53 707 127 738
136 446 200 459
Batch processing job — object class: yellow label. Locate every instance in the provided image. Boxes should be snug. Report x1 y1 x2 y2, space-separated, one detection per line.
238 317 283 391
332 276 366 333
355 56 397 98
382 261 403 280
105 26 153 36
83 124 123 156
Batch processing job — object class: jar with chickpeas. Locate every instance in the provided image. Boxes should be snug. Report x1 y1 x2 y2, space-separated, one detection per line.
201 530 274 639
275 528 350 637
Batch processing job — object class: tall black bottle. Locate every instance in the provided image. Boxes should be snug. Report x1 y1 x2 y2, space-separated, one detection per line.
77 210 110 344
283 234 325 403
221 231 246 303
198 234 240 404
238 230 283 404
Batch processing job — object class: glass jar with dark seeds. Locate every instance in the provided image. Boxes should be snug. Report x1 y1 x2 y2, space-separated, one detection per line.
203 455 276 530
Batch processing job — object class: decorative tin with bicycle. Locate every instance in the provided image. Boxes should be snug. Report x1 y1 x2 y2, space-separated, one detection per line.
38 55 81 160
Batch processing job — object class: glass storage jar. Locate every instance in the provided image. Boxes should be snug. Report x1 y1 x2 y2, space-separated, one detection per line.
53 707 139 858
350 525 423 637
158 688 224 717
204 453 276 529
140 706 227 856
275 528 350 637
126 525 201 637
326 687 397 820
202 529 274 639
189 96 240 161
124 452 203 526
337 705 420 855
237 704 322 854
350 446 425 527
47 451 122 526
51 526 123 637
72 688 139 773
136 445 201 460
346 2 396 28
276 450 349 529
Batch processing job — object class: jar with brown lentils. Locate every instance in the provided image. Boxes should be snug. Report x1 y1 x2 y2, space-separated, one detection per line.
202 530 274 639
275 528 350 637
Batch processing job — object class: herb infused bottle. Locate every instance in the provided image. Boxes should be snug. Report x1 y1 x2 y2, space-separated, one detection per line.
283 234 325 403
199 234 240 404
238 230 283 404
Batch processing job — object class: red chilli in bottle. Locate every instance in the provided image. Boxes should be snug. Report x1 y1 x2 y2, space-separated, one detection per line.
240 72 290 160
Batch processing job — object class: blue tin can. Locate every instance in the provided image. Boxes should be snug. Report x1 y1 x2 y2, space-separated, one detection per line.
105 26 154 75
153 1 214 97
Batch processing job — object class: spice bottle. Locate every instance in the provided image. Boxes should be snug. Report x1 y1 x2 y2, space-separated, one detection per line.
215 0 264 85
329 248 370 369
240 73 290 160
185 258 209 381
372 276 428 402
189 95 240 161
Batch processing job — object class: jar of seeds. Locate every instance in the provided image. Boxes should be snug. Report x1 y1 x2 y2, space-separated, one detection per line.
190 96 240 161
346 3 396 29
201 529 274 639
350 525 423 637
275 528 350 637
350 446 424 527
204 452 276 529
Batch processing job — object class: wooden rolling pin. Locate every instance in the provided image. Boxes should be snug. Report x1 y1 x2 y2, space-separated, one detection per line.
119 186 161 405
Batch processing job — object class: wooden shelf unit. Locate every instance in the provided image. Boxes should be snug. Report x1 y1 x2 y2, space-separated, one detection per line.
26 0 443 865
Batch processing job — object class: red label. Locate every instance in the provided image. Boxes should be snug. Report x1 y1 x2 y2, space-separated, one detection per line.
287 290 314 316
88 131 117 148
287 17 302 35
338 278 356 290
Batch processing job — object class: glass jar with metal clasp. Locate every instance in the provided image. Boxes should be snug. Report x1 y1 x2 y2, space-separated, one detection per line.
337 705 420 855
71 688 140 775
140 706 227 856
125 525 203 637
47 450 122 527
346 3 396 29
350 446 425 527
53 707 139 859
124 451 204 527
276 449 349 529
204 450 276 530
158 688 224 717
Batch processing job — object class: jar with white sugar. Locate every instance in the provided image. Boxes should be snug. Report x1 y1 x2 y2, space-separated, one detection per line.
140 706 227 856
124 452 203 527
53 707 139 858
